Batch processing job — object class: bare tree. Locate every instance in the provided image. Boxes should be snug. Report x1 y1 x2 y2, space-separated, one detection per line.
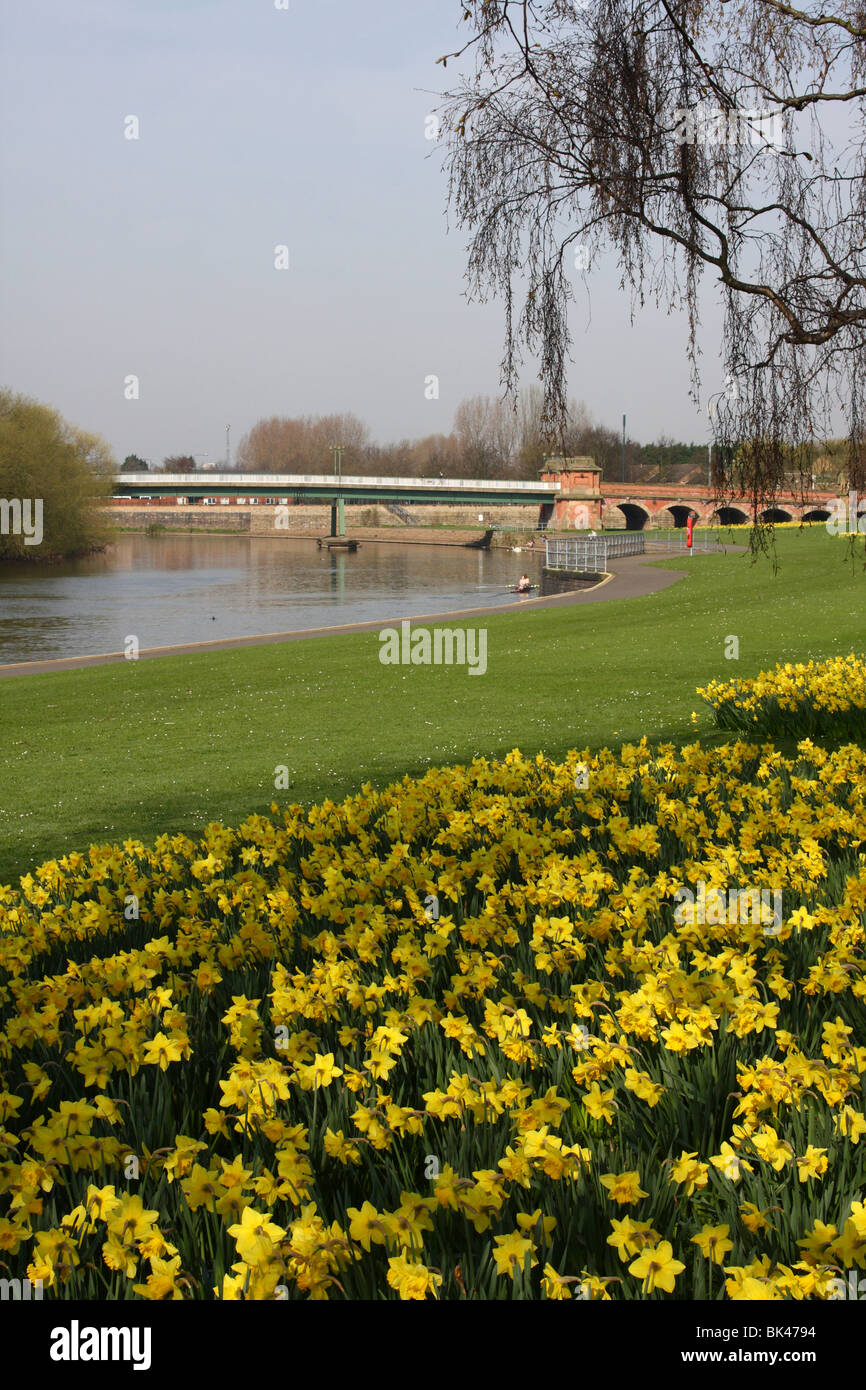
307 413 370 472
237 413 370 473
517 383 549 476
410 432 464 476
236 417 304 472
491 397 523 473
454 394 500 476
517 384 592 474
437 1 866 542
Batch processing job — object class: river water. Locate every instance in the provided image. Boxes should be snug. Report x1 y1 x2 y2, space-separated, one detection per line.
0 534 542 664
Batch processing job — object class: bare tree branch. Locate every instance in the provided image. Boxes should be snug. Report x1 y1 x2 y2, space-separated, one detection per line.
437 0 866 540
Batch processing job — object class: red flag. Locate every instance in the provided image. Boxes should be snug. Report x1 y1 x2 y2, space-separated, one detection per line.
686 514 694 548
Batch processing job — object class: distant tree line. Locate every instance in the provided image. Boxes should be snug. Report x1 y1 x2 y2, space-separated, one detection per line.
230 390 718 485
113 405 858 502
121 455 198 472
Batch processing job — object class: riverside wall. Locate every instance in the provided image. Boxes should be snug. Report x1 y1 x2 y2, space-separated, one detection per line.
247 504 543 532
108 507 251 532
105 503 543 534
540 568 605 596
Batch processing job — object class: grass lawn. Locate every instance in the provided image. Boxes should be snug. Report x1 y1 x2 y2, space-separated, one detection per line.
1 527 863 887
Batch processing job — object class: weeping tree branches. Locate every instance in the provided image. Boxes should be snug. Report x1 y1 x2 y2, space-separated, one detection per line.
437 1 866 540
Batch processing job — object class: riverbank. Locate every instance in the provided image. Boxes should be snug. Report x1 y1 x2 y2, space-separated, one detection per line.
1 529 862 886
114 521 505 547
0 552 673 676
0 541 111 566
105 501 543 546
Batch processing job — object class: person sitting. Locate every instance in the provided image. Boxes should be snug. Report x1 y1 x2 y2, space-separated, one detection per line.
516 573 532 593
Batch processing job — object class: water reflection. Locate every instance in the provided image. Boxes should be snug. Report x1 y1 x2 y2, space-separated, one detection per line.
0 534 539 662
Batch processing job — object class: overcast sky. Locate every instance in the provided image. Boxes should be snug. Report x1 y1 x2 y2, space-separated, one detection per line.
0 0 730 466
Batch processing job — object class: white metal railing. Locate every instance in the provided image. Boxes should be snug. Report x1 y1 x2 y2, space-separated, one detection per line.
115 472 560 494
545 529 728 569
545 533 645 570
643 530 726 553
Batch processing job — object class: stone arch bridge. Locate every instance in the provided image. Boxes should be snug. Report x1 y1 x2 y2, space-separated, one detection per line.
539 460 848 531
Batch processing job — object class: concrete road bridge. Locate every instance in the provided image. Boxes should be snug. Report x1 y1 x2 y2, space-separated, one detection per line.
112 471 560 536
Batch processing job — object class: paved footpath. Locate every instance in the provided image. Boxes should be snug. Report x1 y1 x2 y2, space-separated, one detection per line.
0 549 730 679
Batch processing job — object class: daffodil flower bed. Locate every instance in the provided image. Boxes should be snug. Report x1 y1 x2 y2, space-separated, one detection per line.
698 653 866 738
0 739 864 1300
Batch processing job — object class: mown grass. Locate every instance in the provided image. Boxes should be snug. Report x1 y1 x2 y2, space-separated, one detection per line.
1 527 863 887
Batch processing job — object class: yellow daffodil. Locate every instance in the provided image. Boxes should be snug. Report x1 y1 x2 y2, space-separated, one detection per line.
629 1240 686 1294
600 1171 649 1205
691 1224 735 1265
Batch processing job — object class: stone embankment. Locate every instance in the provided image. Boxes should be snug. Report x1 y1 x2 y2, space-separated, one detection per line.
104 503 542 548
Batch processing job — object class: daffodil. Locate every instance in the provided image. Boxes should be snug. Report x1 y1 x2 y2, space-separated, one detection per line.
710 1142 753 1182
132 1253 185 1300
797 1145 829 1182
105 1194 159 1245
629 1240 686 1294
228 1206 286 1267
142 1031 186 1071
492 1231 537 1280
607 1217 658 1262
541 1263 579 1299
691 1224 734 1265
669 1151 709 1195
386 1254 442 1300
600 1171 649 1205
347 1201 388 1252
581 1082 616 1123
294 1052 343 1090
740 1202 773 1236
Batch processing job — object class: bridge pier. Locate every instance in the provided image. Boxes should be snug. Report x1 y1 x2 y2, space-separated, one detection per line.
329 499 346 537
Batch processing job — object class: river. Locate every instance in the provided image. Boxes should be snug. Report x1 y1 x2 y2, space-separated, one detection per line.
0 534 541 664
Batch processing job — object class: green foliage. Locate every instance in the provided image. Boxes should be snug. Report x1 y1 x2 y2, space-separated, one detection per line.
0 389 113 561
637 442 706 480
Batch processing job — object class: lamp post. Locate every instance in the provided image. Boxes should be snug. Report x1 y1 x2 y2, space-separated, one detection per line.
622 414 626 483
330 444 345 537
